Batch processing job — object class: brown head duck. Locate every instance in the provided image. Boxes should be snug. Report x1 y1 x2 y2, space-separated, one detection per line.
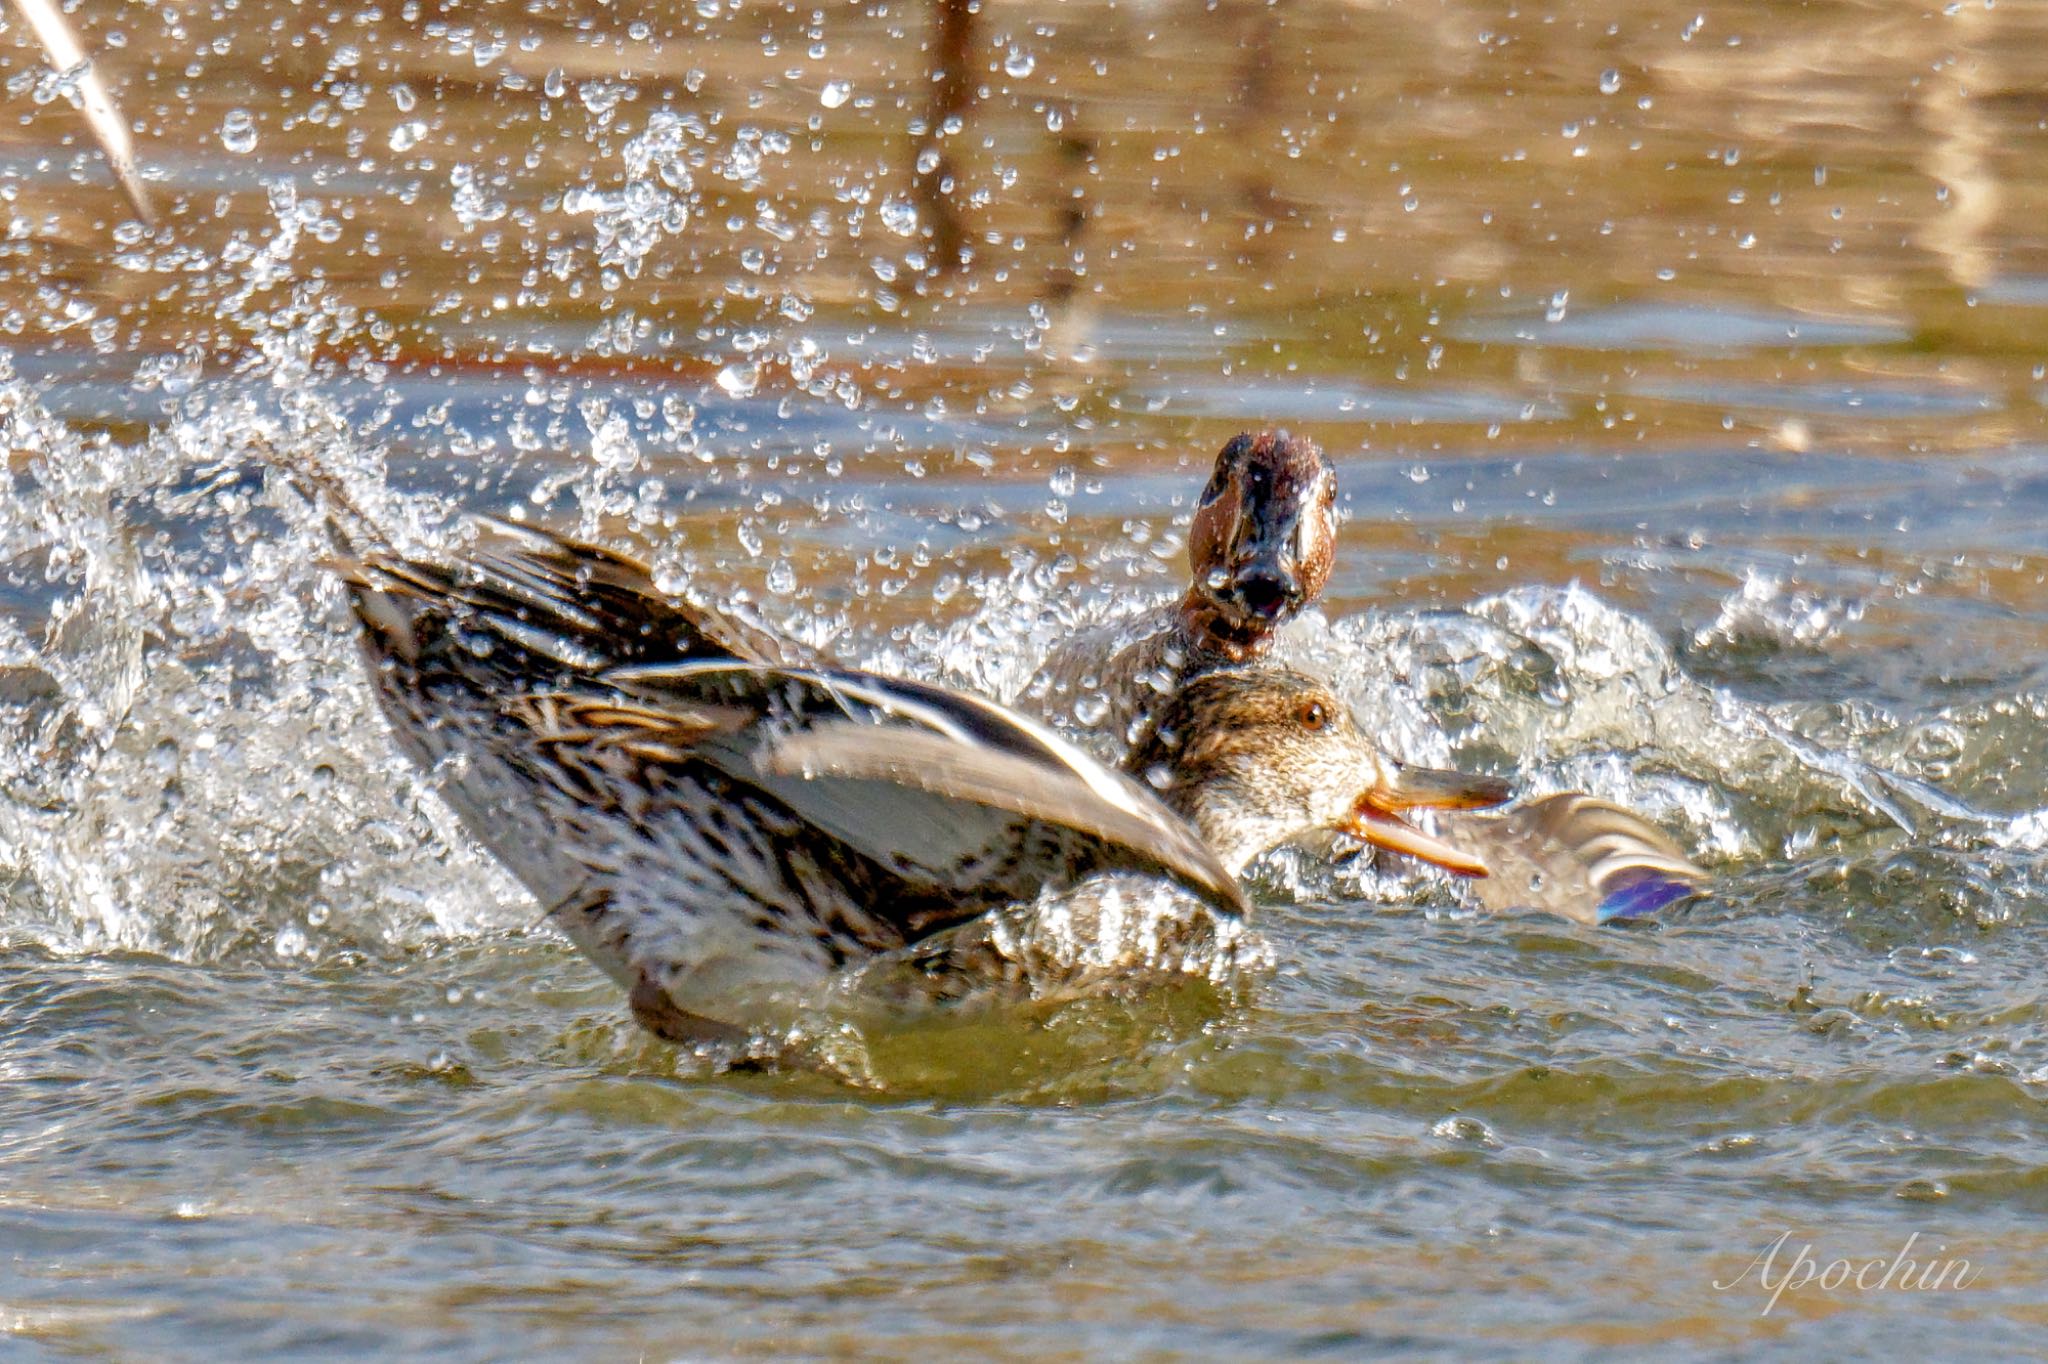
1026 429 1337 745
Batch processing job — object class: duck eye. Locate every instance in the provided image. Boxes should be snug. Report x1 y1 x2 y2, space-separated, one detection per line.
1298 700 1329 730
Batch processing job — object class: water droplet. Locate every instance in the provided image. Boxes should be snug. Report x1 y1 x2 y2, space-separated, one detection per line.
1048 464 1077 497
1003 46 1036 78
580 81 626 119
1430 1115 1501 1146
389 120 428 152
219 109 258 154
1599 68 1621 94
878 195 919 236
715 362 759 397
819 80 851 109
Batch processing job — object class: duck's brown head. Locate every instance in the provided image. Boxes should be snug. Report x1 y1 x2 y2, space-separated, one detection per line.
1125 667 1511 879
1183 431 1338 660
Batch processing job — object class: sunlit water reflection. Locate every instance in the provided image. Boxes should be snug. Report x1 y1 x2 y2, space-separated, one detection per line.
2 0 2047 1354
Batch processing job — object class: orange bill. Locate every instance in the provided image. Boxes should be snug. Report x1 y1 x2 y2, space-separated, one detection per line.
1341 761 1512 878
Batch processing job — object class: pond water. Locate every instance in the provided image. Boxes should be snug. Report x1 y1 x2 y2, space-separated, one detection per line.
2 0 2047 1355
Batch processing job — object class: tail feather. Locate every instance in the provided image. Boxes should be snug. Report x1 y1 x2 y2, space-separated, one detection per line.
338 560 429 664
339 538 731 688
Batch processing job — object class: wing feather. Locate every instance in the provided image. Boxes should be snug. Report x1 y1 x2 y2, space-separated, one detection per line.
757 722 1243 916
1465 794 1708 924
346 516 1243 930
607 661 1246 918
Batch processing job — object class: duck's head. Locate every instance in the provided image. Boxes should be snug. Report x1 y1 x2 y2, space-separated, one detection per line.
1125 667 1511 879
1183 431 1338 659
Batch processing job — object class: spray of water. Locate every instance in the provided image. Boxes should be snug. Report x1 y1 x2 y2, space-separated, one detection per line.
3 74 2042 987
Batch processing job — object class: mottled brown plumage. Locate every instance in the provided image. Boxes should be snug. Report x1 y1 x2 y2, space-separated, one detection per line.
1031 430 1711 921
1127 667 1512 878
1182 431 1339 659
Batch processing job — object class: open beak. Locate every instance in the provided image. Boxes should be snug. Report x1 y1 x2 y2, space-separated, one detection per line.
1342 760 1513 878
1217 500 1307 625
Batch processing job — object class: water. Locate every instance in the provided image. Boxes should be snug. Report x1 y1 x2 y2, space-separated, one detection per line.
4 0 2048 1354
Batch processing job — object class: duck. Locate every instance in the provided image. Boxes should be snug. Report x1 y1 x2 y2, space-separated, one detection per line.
319 513 1513 1040
877 672 1708 1001
1121 668 1707 928
1025 429 1337 745
1028 430 1713 922
1448 792 1710 925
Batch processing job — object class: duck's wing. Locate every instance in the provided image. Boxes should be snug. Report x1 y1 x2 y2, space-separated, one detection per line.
1461 793 1709 925
344 522 1237 924
606 661 1246 920
343 518 816 679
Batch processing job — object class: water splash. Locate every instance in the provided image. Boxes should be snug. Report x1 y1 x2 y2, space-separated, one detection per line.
0 148 2039 966
561 108 699 286
0 357 521 959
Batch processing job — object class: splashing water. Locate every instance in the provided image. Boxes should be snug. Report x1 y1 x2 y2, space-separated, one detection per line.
6 320 2045 970
11 0 2048 1349
0 348 525 958
561 108 698 287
